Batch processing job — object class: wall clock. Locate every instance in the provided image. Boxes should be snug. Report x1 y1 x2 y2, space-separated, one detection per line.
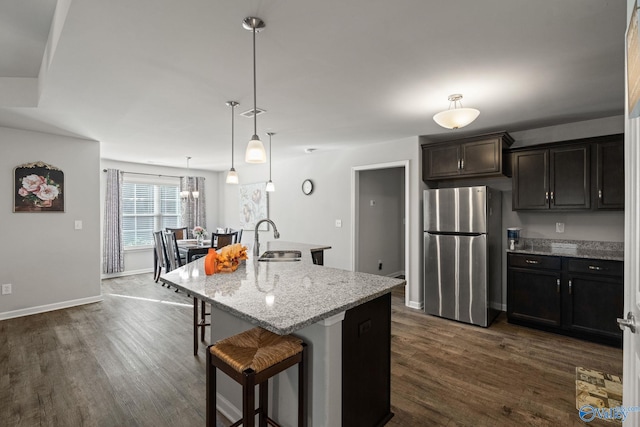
302 179 314 195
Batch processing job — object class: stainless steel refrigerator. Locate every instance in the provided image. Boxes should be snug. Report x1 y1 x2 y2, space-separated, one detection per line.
423 186 502 327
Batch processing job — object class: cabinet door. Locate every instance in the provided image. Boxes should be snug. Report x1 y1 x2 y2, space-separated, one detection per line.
424 144 461 179
460 138 501 176
549 145 590 209
564 273 623 341
595 139 624 210
512 150 549 210
507 267 562 327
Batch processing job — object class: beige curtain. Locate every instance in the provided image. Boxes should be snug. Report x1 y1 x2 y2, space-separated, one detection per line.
103 169 124 273
180 176 206 238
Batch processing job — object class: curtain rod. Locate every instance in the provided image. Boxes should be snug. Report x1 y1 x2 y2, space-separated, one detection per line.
102 169 185 179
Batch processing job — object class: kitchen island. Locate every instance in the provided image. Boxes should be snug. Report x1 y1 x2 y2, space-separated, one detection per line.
160 241 405 426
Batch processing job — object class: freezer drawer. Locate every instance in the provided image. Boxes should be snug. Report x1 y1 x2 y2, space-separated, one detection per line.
424 232 489 326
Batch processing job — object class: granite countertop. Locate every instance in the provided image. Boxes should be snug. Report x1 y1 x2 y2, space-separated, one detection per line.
506 238 624 262
160 241 405 335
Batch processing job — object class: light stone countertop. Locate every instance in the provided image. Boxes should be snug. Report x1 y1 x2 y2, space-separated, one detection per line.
506 238 624 262
160 241 406 335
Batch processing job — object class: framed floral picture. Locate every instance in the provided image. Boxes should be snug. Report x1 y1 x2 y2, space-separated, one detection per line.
14 161 64 212
239 182 268 230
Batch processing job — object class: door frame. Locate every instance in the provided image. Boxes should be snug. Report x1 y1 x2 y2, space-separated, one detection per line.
351 160 410 306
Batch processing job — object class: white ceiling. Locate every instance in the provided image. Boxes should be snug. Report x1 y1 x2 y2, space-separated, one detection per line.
0 0 627 170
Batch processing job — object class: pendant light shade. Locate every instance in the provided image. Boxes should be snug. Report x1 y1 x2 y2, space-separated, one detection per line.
246 134 267 163
433 94 480 130
244 17 267 163
226 101 240 184
265 132 275 192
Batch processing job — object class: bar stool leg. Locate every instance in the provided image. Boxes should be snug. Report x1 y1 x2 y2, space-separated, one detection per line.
193 297 199 355
243 370 256 427
206 346 216 427
200 299 207 341
259 380 268 427
299 343 308 427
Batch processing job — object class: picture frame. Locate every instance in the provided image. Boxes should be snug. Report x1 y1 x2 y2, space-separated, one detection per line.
14 161 64 212
239 182 268 230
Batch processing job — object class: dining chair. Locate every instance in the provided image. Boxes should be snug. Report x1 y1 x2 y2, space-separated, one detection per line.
225 227 243 244
153 231 168 283
166 226 188 240
164 231 184 271
211 232 238 249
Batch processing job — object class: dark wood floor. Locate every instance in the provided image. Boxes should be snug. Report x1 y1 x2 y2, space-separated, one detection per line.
0 274 621 426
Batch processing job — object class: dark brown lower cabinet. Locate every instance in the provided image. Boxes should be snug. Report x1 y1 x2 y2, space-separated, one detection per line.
342 292 393 427
507 253 623 346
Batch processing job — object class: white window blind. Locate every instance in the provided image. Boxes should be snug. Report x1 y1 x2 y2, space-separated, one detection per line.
122 180 181 247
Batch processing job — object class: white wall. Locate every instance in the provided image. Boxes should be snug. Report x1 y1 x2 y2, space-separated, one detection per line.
218 136 425 308
100 159 221 277
0 127 101 319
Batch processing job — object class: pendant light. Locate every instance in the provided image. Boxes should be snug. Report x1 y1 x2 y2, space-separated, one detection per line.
243 17 267 163
433 94 480 129
180 156 199 199
265 132 275 192
226 101 239 184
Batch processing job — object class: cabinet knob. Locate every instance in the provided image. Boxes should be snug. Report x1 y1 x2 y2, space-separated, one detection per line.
598 189 603 200
568 279 572 294
588 265 605 271
556 278 560 293
550 191 555 203
545 192 549 203
460 159 464 170
525 259 540 264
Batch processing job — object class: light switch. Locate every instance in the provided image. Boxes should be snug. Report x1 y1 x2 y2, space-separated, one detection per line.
370 200 376 206
75 220 83 230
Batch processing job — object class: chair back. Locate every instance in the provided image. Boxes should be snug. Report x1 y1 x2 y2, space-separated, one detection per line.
153 231 168 269
211 232 238 249
225 227 243 244
166 227 188 240
164 231 183 271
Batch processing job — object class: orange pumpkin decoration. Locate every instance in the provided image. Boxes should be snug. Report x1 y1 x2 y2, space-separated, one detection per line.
204 248 218 275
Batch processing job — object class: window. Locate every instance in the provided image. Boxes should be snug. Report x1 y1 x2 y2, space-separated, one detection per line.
122 180 181 247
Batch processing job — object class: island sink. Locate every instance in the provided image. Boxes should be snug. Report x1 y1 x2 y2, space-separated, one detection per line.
258 250 302 262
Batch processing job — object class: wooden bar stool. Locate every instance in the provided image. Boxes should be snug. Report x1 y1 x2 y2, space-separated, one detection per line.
206 327 308 427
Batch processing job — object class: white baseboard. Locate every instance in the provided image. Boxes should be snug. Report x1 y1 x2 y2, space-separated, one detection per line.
216 392 242 424
407 300 423 310
0 295 103 321
101 268 153 280
386 270 405 278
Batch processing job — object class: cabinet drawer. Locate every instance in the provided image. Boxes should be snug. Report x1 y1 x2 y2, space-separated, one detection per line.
508 253 561 270
566 258 623 277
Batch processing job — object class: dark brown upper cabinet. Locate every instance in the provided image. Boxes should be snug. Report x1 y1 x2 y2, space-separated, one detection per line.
512 144 590 210
594 135 624 210
511 134 623 211
421 131 514 181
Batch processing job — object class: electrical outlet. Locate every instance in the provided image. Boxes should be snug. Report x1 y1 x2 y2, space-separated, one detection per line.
378 260 383 270
2 284 12 295
556 222 565 233
335 219 342 228
74 220 83 230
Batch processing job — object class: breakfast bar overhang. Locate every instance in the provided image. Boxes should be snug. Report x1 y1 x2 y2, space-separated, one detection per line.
160 241 405 426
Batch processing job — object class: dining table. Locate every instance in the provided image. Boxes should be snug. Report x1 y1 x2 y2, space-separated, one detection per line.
177 239 212 262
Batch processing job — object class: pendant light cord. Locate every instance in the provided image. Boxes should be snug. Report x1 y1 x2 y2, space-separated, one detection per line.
253 26 257 136
231 104 235 168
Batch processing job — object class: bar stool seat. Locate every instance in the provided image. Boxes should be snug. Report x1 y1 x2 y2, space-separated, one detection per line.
206 327 308 427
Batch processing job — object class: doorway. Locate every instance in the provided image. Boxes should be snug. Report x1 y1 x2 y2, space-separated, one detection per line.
352 161 410 306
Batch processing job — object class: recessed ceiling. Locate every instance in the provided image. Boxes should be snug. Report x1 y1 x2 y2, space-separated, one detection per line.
0 0 626 170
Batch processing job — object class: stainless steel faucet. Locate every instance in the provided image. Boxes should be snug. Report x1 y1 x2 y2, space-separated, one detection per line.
253 218 280 256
